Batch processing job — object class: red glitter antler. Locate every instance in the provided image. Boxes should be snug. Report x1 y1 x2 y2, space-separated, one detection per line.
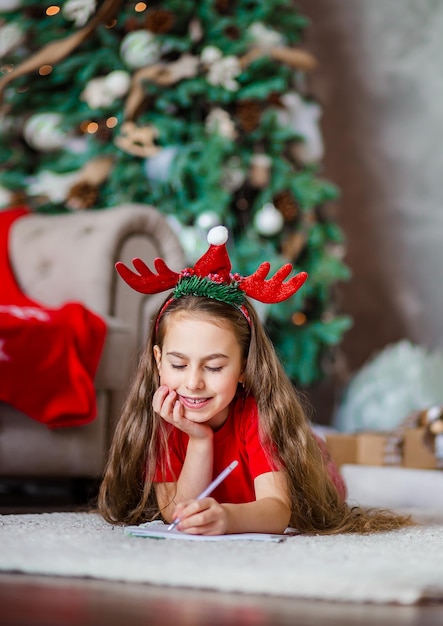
239 262 308 303
115 226 308 303
115 257 180 294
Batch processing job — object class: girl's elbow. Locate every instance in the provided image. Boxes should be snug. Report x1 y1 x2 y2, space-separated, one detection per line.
270 499 292 534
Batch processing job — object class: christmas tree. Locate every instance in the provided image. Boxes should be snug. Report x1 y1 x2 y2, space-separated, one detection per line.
0 0 351 386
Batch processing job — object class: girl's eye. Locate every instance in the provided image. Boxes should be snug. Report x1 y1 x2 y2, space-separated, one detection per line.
169 364 223 372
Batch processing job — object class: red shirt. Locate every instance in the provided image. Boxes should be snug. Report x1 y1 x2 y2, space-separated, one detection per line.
154 395 277 504
153 394 347 503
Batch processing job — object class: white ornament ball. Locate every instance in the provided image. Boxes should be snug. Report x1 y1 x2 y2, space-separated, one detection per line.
0 0 22 10
120 31 162 69
0 23 24 57
181 226 207 264
207 225 228 245
23 112 67 151
195 211 220 230
254 203 284 236
0 185 13 208
221 156 245 192
144 146 178 182
105 70 131 97
201 46 222 65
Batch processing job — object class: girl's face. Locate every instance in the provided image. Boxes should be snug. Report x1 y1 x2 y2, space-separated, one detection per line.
153 314 245 430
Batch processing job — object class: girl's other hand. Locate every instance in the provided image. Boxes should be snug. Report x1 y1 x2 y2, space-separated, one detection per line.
153 386 213 440
173 497 228 536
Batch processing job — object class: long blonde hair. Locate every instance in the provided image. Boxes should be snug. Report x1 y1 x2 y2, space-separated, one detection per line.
98 295 413 533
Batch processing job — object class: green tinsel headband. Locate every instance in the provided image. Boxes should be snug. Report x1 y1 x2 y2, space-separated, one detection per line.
173 272 246 306
115 226 308 328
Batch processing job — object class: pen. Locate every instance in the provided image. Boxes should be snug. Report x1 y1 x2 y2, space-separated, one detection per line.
167 459 239 531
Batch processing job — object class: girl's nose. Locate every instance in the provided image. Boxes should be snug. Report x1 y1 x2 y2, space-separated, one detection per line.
185 367 204 391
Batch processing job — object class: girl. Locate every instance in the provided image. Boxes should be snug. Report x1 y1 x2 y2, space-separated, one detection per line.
98 227 413 535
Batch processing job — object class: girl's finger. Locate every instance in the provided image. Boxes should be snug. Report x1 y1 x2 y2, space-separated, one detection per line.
152 385 169 413
154 389 177 420
161 389 177 415
174 498 211 523
172 399 183 421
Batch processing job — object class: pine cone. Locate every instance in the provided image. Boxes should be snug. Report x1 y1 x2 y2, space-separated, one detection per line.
145 9 176 34
274 190 299 222
215 0 233 14
66 182 98 211
224 25 241 39
10 190 27 207
236 100 261 132
124 17 140 33
268 92 284 108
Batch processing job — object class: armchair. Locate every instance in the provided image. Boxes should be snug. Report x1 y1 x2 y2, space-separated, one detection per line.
0 203 184 479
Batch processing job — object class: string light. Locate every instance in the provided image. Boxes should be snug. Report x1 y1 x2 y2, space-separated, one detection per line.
39 65 53 76
291 312 307 326
106 117 118 129
135 2 147 11
46 6 60 16
80 121 99 134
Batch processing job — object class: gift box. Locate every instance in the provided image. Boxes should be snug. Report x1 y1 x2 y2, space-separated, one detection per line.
325 432 388 467
402 427 438 470
326 427 442 470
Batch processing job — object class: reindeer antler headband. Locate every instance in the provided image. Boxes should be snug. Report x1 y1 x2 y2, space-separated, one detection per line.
116 226 308 327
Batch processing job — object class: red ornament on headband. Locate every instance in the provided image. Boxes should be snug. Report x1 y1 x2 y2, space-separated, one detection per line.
115 226 307 304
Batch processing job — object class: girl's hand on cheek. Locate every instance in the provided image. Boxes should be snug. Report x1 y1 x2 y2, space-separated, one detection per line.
173 498 228 536
152 386 212 440
152 385 178 424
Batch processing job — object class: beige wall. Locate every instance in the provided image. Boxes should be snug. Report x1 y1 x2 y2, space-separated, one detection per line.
295 0 443 420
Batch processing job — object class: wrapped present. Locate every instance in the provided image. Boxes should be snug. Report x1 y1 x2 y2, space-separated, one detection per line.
403 428 437 469
326 406 443 470
325 432 388 467
385 406 443 469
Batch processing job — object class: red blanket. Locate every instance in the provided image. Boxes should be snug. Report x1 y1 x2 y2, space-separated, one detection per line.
0 207 107 428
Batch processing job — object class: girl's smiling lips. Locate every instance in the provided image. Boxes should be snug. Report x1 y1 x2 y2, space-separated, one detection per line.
179 395 212 410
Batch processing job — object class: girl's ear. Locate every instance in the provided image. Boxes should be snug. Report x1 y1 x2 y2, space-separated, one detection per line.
153 345 162 374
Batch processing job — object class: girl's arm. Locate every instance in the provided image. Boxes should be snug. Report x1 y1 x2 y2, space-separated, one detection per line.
222 471 291 534
155 434 214 522
153 386 215 522
171 471 291 535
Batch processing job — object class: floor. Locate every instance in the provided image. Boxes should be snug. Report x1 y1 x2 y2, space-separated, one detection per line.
1 480 442 626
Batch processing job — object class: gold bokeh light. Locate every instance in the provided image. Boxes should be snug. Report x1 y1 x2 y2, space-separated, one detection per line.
39 65 53 76
291 312 307 326
46 6 60 16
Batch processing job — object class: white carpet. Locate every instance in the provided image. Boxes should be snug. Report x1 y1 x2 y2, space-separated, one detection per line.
1 512 443 605
0 513 443 604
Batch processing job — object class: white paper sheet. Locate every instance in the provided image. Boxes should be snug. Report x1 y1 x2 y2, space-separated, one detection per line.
124 522 287 542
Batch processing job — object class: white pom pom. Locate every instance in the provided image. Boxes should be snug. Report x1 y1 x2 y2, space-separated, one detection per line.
207 225 228 245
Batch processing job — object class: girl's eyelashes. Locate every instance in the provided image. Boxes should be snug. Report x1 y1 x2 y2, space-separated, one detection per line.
169 363 223 372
